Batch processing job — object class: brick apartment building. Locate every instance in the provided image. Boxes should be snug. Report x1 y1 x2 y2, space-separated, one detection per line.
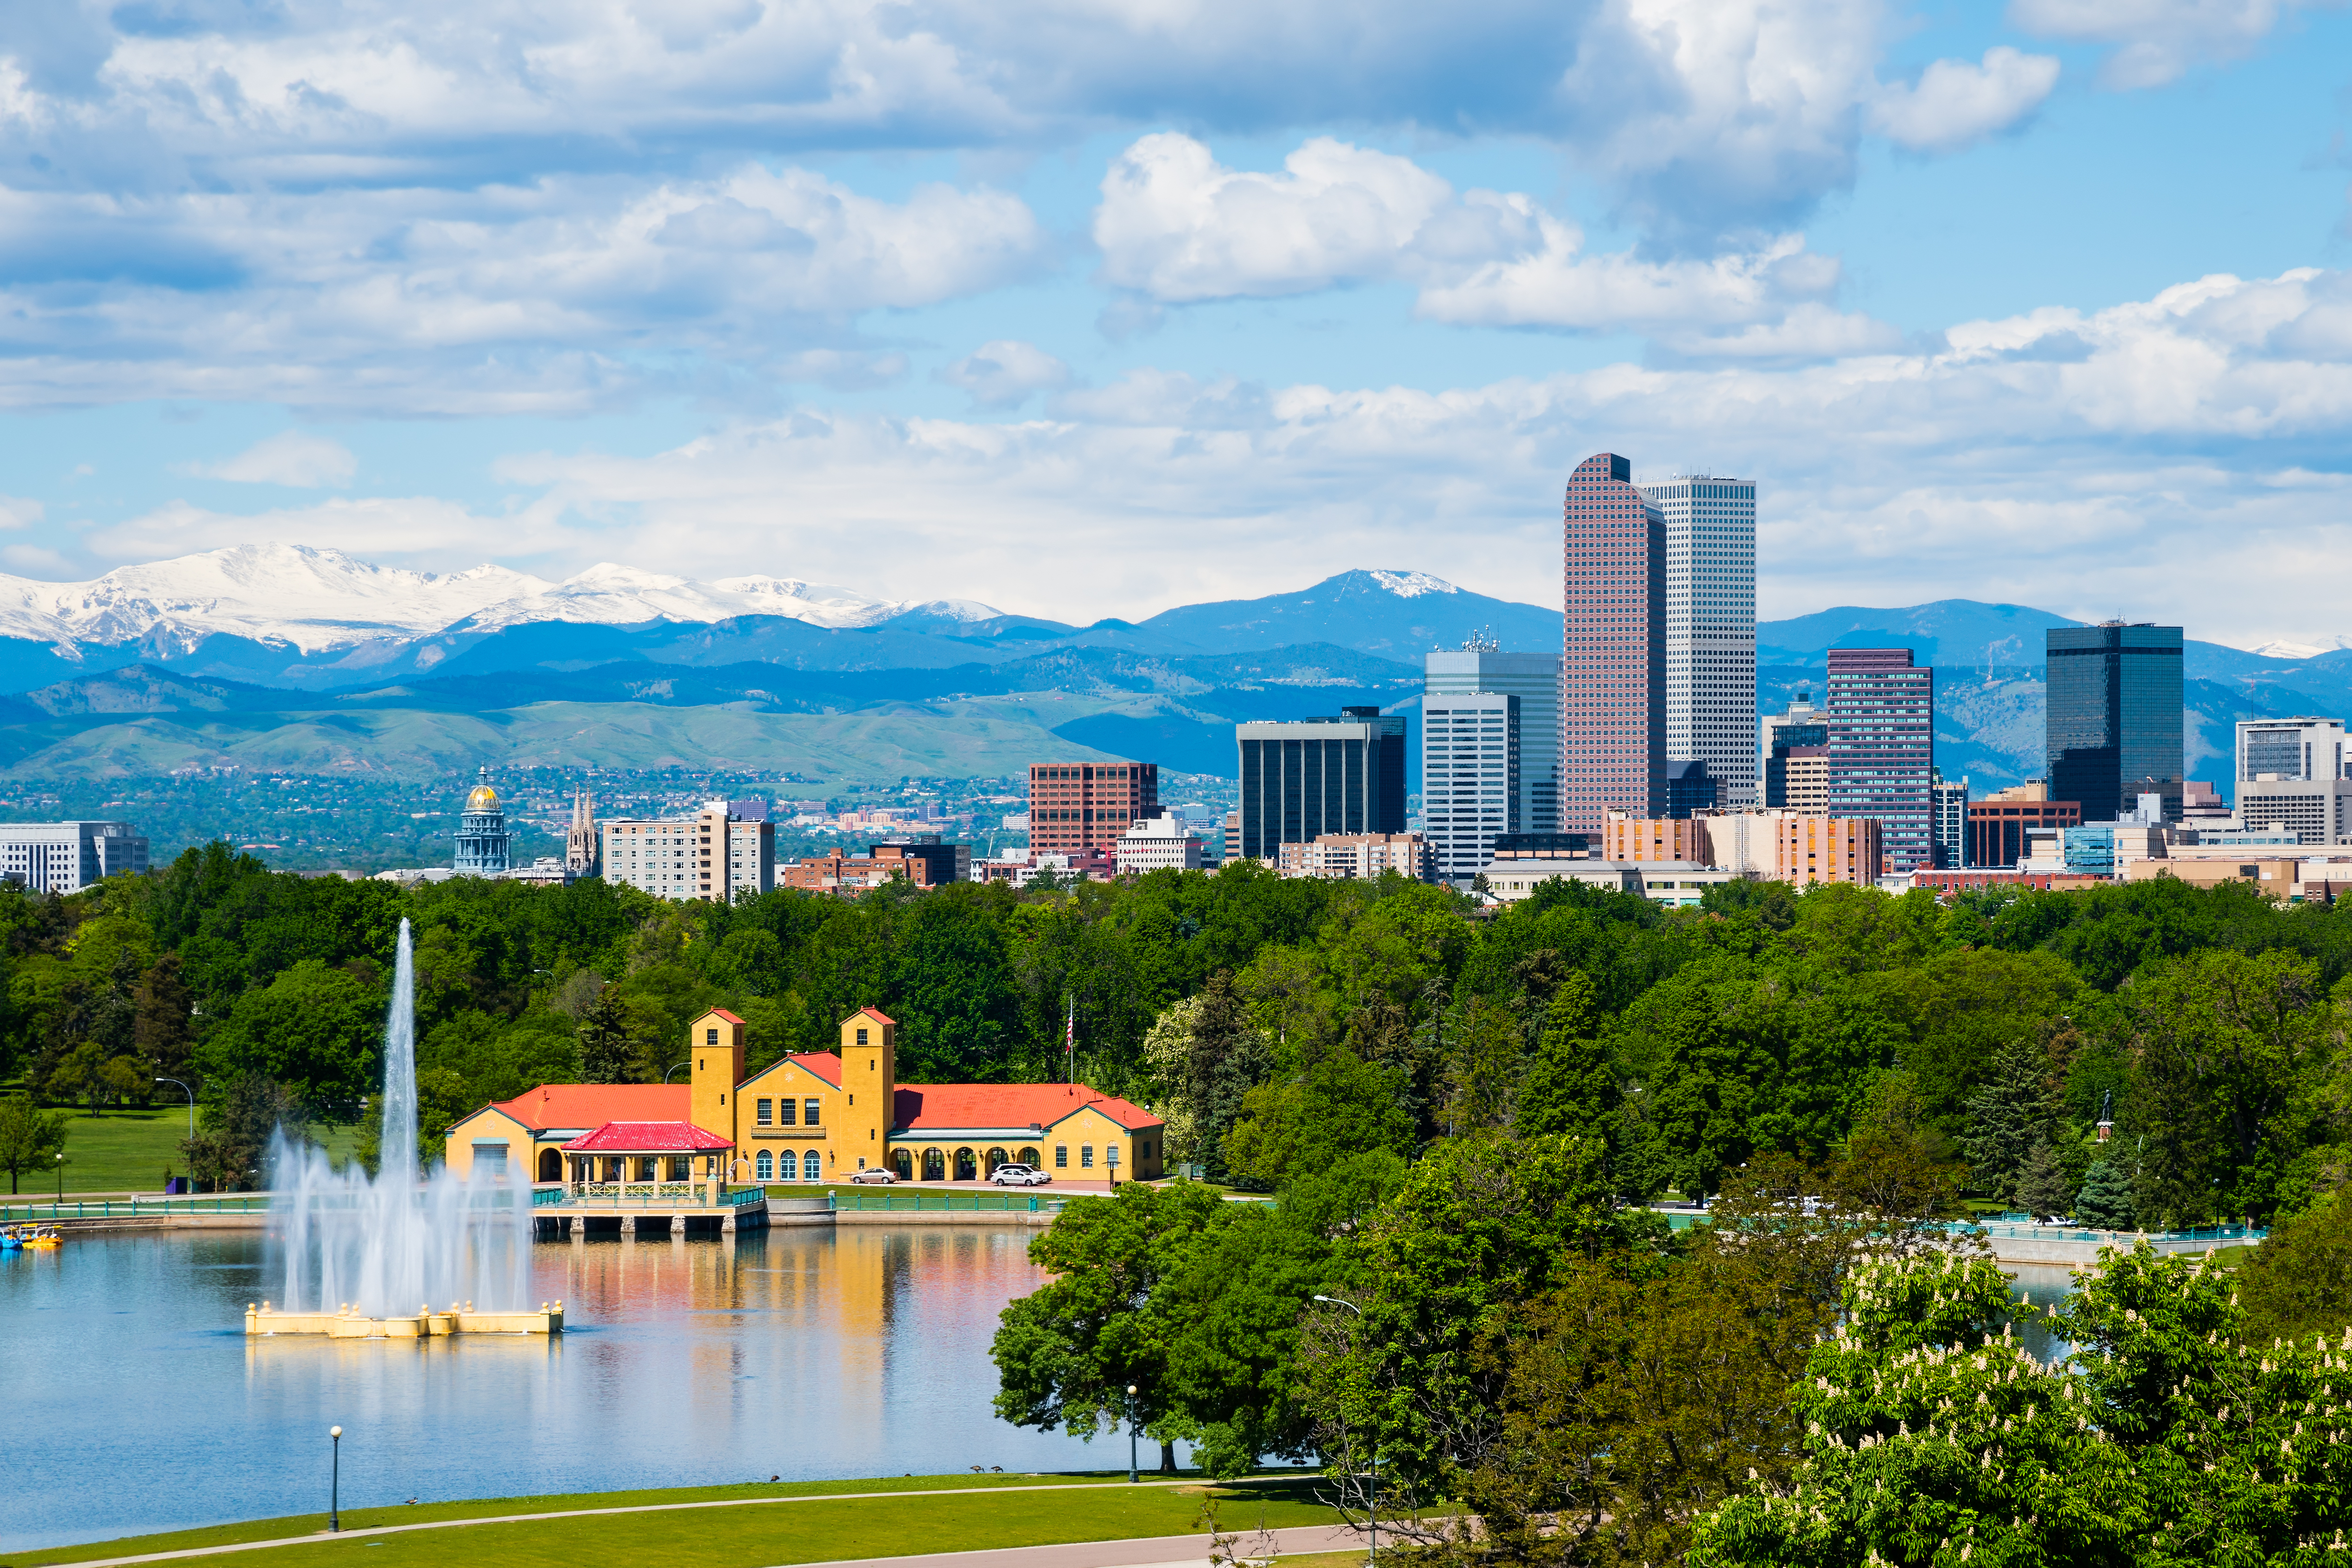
1027 761 1158 858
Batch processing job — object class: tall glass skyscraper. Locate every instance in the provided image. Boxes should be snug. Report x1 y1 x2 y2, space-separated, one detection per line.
2045 624 2184 820
1561 452 1665 833
1639 473 1757 809
1826 649 1934 877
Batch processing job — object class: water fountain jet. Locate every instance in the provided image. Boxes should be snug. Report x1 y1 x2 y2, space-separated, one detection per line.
247 918 561 1337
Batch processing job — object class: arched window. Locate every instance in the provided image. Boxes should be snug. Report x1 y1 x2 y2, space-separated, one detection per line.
1017 1147 1039 1167
954 1148 977 1182
802 1150 821 1182
984 1147 1008 1176
538 1148 561 1182
923 1149 945 1181
756 1150 774 1181
892 1149 913 1180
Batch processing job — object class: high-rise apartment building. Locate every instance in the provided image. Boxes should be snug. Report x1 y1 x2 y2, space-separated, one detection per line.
601 801 775 902
2046 623 2184 820
2236 718 2346 785
1424 645 1559 833
1561 452 1666 833
1826 649 1934 877
1422 692 1520 885
1027 761 1158 859
0 820 148 893
1931 770 1969 869
1235 708 1408 862
1640 473 1757 808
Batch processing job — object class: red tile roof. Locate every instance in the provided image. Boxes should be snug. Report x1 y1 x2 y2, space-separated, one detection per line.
855 1006 896 1026
705 1008 746 1025
786 1052 842 1087
891 1083 1162 1134
561 1121 736 1153
478 1084 686 1132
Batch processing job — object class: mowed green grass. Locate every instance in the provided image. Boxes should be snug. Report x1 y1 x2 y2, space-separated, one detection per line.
10 1107 366 1197
22 1473 1343 1568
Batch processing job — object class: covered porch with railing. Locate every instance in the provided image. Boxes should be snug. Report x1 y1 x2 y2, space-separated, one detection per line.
537 1120 771 1238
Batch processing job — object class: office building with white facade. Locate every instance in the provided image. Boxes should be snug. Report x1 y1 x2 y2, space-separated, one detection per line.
2237 718 2346 785
1114 812 1205 874
0 820 149 893
1423 645 1560 834
1422 691 1520 885
599 800 775 902
1639 472 1758 809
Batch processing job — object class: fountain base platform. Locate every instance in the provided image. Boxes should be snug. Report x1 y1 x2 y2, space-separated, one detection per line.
246 1301 564 1337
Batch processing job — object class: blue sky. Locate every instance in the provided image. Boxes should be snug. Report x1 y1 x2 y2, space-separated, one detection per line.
4 0 2352 649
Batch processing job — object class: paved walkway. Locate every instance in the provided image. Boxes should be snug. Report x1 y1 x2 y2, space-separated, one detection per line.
52 1478 1353 1568
760 1523 1360 1568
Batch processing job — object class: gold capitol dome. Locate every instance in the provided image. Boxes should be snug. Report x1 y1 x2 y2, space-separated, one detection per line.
465 784 501 811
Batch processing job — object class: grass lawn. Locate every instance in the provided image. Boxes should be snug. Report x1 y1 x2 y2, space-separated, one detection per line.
20 1107 367 1196
23 1472 1345 1568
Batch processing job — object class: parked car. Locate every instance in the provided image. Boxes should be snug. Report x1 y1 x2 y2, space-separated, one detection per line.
990 1163 1050 1187
848 1167 897 1184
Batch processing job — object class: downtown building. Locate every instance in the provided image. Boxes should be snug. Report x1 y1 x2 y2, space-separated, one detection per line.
2046 623 2184 820
0 819 148 894
600 800 776 902
1825 648 1935 877
1638 473 1758 809
1026 761 1158 859
1421 690 1520 884
1561 452 1667 833
1234 707 1409 863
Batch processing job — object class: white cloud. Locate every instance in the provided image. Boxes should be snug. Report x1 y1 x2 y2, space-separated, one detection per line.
0 165 1043 412
437 264 2352 650
1095 133 1887 355
936 341 1071 408
1870 47 2061 152
2008 0 2314 87
0 494 44 529
193 432 359 488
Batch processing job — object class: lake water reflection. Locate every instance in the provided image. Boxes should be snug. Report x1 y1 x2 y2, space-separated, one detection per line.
3 1226 1130 1553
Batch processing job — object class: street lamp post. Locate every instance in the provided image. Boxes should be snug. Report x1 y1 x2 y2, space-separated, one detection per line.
1312 1295 1375 1568
1127 1383 1140 1483
329 1426 342 1532
664 1062 691 1084
55 1151 64 1202
156 1079 195 1178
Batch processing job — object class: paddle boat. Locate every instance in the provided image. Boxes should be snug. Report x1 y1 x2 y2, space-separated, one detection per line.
0 1228 20 1250
21 1227 60 1248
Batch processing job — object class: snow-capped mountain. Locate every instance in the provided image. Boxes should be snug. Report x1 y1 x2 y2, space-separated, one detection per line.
0 545 553 653
0 545 1004 655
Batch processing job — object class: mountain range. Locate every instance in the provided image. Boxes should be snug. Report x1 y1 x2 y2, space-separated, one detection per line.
3 545 2349 791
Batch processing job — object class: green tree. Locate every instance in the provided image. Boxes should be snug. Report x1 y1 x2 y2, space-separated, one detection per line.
1220 1042 1414 1189
577 987 641 1083
2236 1193 2352 1344
1961 1032 2061 1206
2014 1138 2073 1217
991 1180 1237 1471
2075 1157 2136 1229
0 1095 68 1194
1515 972 1623 1152
199 960 384 1118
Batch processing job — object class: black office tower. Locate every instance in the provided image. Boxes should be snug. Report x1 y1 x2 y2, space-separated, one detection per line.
1234 706 1409 860
2045 623 2184 821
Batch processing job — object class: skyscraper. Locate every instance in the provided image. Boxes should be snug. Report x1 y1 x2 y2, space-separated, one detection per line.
1561 452 1665 834
1026 761 1159 858
1825 649 1934 877
1235 707 1408 861
1640 472 1757 808
1762 691 1828 810
2045 624 2184 820
2235 718 2345 785
1931 769 1969 868
1424 644 1559 831
1421 692 1519 884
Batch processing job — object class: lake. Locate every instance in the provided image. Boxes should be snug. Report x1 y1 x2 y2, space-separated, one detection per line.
2 1225 1129 1553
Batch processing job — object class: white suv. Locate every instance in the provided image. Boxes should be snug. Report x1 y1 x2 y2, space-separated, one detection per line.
990 1163 1050 1187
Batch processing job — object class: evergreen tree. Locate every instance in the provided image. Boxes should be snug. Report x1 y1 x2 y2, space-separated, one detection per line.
1515 971 1621 1155
1961 1033 2059 1206
2074 1156 2135 1229
2013 1137 2073 1217
577 988 639 1084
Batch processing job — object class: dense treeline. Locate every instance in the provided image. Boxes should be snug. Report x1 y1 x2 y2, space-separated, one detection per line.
0 843 2350 1227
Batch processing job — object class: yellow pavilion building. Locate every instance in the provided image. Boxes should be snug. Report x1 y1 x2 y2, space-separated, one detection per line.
444 1007 1166 1189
